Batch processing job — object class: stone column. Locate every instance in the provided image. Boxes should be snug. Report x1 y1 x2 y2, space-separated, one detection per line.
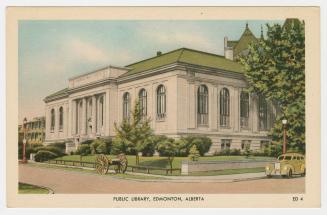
105 91 110 136
234 88 240 132
91 95 97 135
210 85 218 130
55 107 59 134
188 82 196 129
69 100 74 136
81 98 87 135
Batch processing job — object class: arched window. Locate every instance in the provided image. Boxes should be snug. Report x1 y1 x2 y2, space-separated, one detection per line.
50 108 55 131
138 89 147 118
123 92 130 120
197 85 208 125
156 85 166 120
59 107 63 130
258 95 268 130
240 91 249 128
220 88 230 127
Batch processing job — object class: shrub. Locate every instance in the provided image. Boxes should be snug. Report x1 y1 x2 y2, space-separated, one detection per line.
111 138 129 155
76 144 91 156
243 145 252 158
49 142 66 152
230 148 241 155
219 149 231 156
34 150 58 162
180 136 212 156
18 143 43 159
174 139 188 157
154 135 176 157
189 145 200 161
141 136 157 156
90 139 102 154
267 144 283 157
80 139 93 145
34 146 65 157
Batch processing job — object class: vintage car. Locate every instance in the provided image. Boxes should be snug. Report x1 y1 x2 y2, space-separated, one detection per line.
265 153 305 178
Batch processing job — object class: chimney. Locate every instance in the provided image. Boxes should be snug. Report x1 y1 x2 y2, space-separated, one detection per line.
224 37 228 48
157 51 162 56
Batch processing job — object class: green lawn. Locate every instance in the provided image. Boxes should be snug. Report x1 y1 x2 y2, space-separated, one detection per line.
27 163 166 180
188 167 265 176
18 183 49 194
55 155 274 169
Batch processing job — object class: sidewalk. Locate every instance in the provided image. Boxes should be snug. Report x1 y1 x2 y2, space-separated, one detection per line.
31 161 266 183
127 171 266 183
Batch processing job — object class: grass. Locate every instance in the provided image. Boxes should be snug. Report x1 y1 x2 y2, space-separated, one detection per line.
55 155 274 169
18 183 49 194
27 163 166 180
188 167 265 176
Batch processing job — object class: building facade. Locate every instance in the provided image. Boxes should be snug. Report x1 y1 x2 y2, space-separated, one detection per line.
44 25 278 154
18 117 46 145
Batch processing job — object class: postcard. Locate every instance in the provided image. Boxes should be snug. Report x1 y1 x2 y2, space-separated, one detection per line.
6 6 320 208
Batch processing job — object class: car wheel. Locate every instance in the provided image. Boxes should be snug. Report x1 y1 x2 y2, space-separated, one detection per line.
287 169 293 178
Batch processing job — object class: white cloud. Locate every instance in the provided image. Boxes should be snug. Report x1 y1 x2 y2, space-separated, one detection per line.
140 28 213 51
65 38 110 64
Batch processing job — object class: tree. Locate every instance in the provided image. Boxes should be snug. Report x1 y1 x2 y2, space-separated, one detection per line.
113 100 154 165
189 145 200 161
240 19 305 153
155 137 179 173
244 144 252 158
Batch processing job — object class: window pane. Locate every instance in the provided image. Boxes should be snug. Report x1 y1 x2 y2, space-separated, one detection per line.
220 88 230 126
259 95 268 130
197 85 208 125
157 85 166 119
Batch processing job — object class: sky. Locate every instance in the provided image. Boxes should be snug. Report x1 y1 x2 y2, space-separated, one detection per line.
18 20 284 123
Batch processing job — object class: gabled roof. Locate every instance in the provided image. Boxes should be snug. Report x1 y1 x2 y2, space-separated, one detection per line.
233 24 258 57
122 48 243 77
227 40 238 48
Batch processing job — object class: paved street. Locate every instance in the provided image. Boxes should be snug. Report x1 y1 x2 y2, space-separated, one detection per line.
19 165 305 194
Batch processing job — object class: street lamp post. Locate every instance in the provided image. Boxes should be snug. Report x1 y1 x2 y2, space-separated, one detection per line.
22 117 28 164
282 119 287 154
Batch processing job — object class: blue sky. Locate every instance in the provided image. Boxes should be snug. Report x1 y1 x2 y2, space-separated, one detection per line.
19 20 284 122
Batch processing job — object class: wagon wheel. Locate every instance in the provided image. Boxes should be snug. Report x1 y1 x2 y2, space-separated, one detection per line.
95 154 110 175
117 153 128 173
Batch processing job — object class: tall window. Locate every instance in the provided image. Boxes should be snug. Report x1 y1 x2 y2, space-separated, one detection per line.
156 85 166 120
59 106 63 130
258 95 268 130
197 85 208 125
220 88 230 127
123 92 130 120
260 140 270 150
138 89 147 118
241 140 251 150
221 139 231 150
50 109 55 131
240 91 249 128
